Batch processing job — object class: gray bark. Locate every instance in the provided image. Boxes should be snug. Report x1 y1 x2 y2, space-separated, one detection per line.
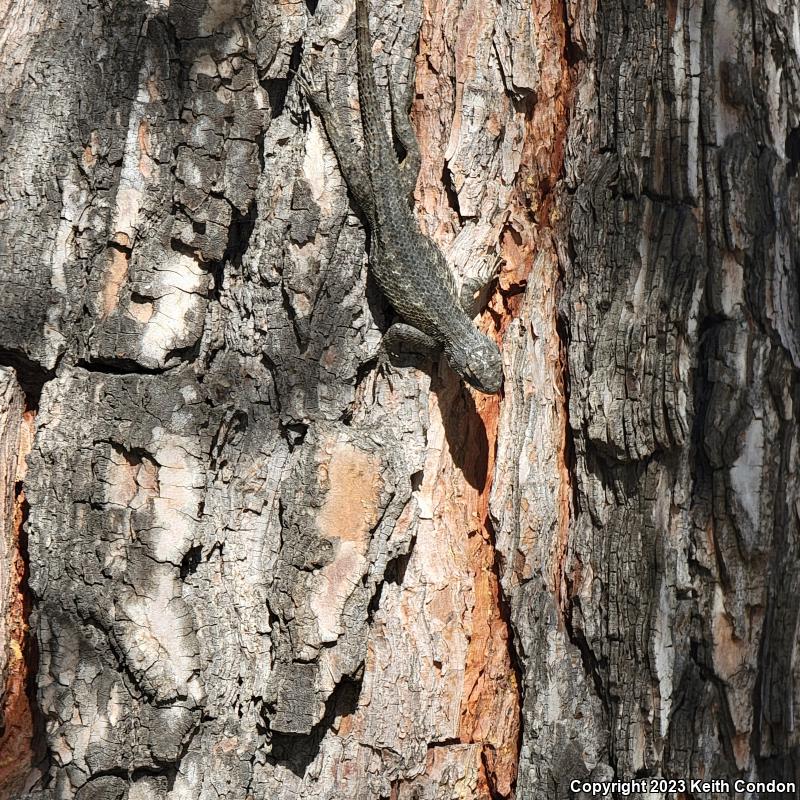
0 0 797 798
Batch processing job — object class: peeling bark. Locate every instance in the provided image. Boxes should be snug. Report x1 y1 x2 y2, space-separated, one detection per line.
0 0 798 798
0 370 34 799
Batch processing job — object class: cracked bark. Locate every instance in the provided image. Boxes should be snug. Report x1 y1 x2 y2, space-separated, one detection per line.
0 0 798 798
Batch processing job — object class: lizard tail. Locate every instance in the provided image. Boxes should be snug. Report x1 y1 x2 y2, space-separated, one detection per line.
355 0 391 158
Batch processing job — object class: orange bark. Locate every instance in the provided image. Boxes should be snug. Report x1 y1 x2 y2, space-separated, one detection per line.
0 411 35 800
456 0 575 794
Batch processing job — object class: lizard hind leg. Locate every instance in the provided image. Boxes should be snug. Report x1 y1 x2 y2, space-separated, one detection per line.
295 68 374 217
388 57 422 199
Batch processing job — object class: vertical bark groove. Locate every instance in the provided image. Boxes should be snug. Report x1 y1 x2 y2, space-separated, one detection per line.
0 370 36 799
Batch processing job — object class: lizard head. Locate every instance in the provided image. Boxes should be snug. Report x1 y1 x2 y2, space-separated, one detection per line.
445 332 503 394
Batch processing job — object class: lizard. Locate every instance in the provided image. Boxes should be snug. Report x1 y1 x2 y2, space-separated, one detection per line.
298 0 503 394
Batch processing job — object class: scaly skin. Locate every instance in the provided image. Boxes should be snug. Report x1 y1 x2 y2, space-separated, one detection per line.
301 0 503 393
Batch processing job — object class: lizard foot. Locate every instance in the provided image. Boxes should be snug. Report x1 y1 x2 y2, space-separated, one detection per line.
293 67 333 116
459 257 501 318
368 323 440 399
372 343 396 400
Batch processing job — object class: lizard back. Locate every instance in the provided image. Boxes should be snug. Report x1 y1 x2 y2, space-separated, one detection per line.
354 0 466 344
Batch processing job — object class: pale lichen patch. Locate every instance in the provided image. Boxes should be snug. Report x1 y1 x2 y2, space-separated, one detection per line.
303 122 341 218
140 251 208 364
104 445 142 508
729 416 764 533
117 569 200 703
144 438 203 565
101 245 130 320
652 577 675 739
127 295 154 324
51 167 87 298
137 118 154 179
109 66 160 247
311 439 382 643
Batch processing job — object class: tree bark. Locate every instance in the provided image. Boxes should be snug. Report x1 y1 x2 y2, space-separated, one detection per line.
0 0 798 798
0 369 34 798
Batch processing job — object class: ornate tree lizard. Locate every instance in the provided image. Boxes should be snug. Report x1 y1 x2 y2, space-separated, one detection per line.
299 0 503 393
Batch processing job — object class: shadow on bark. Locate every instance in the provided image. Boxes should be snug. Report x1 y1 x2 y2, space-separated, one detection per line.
266 674 362 778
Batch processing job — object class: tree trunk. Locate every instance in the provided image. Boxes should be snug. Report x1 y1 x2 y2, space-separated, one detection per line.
0 0 798 797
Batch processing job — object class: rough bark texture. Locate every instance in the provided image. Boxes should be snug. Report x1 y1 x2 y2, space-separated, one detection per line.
0 369 34 798
0 0 798 798
535 0 800 794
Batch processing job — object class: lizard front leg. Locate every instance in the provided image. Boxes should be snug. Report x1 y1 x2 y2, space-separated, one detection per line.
381 322 440 360
372 321 440 393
